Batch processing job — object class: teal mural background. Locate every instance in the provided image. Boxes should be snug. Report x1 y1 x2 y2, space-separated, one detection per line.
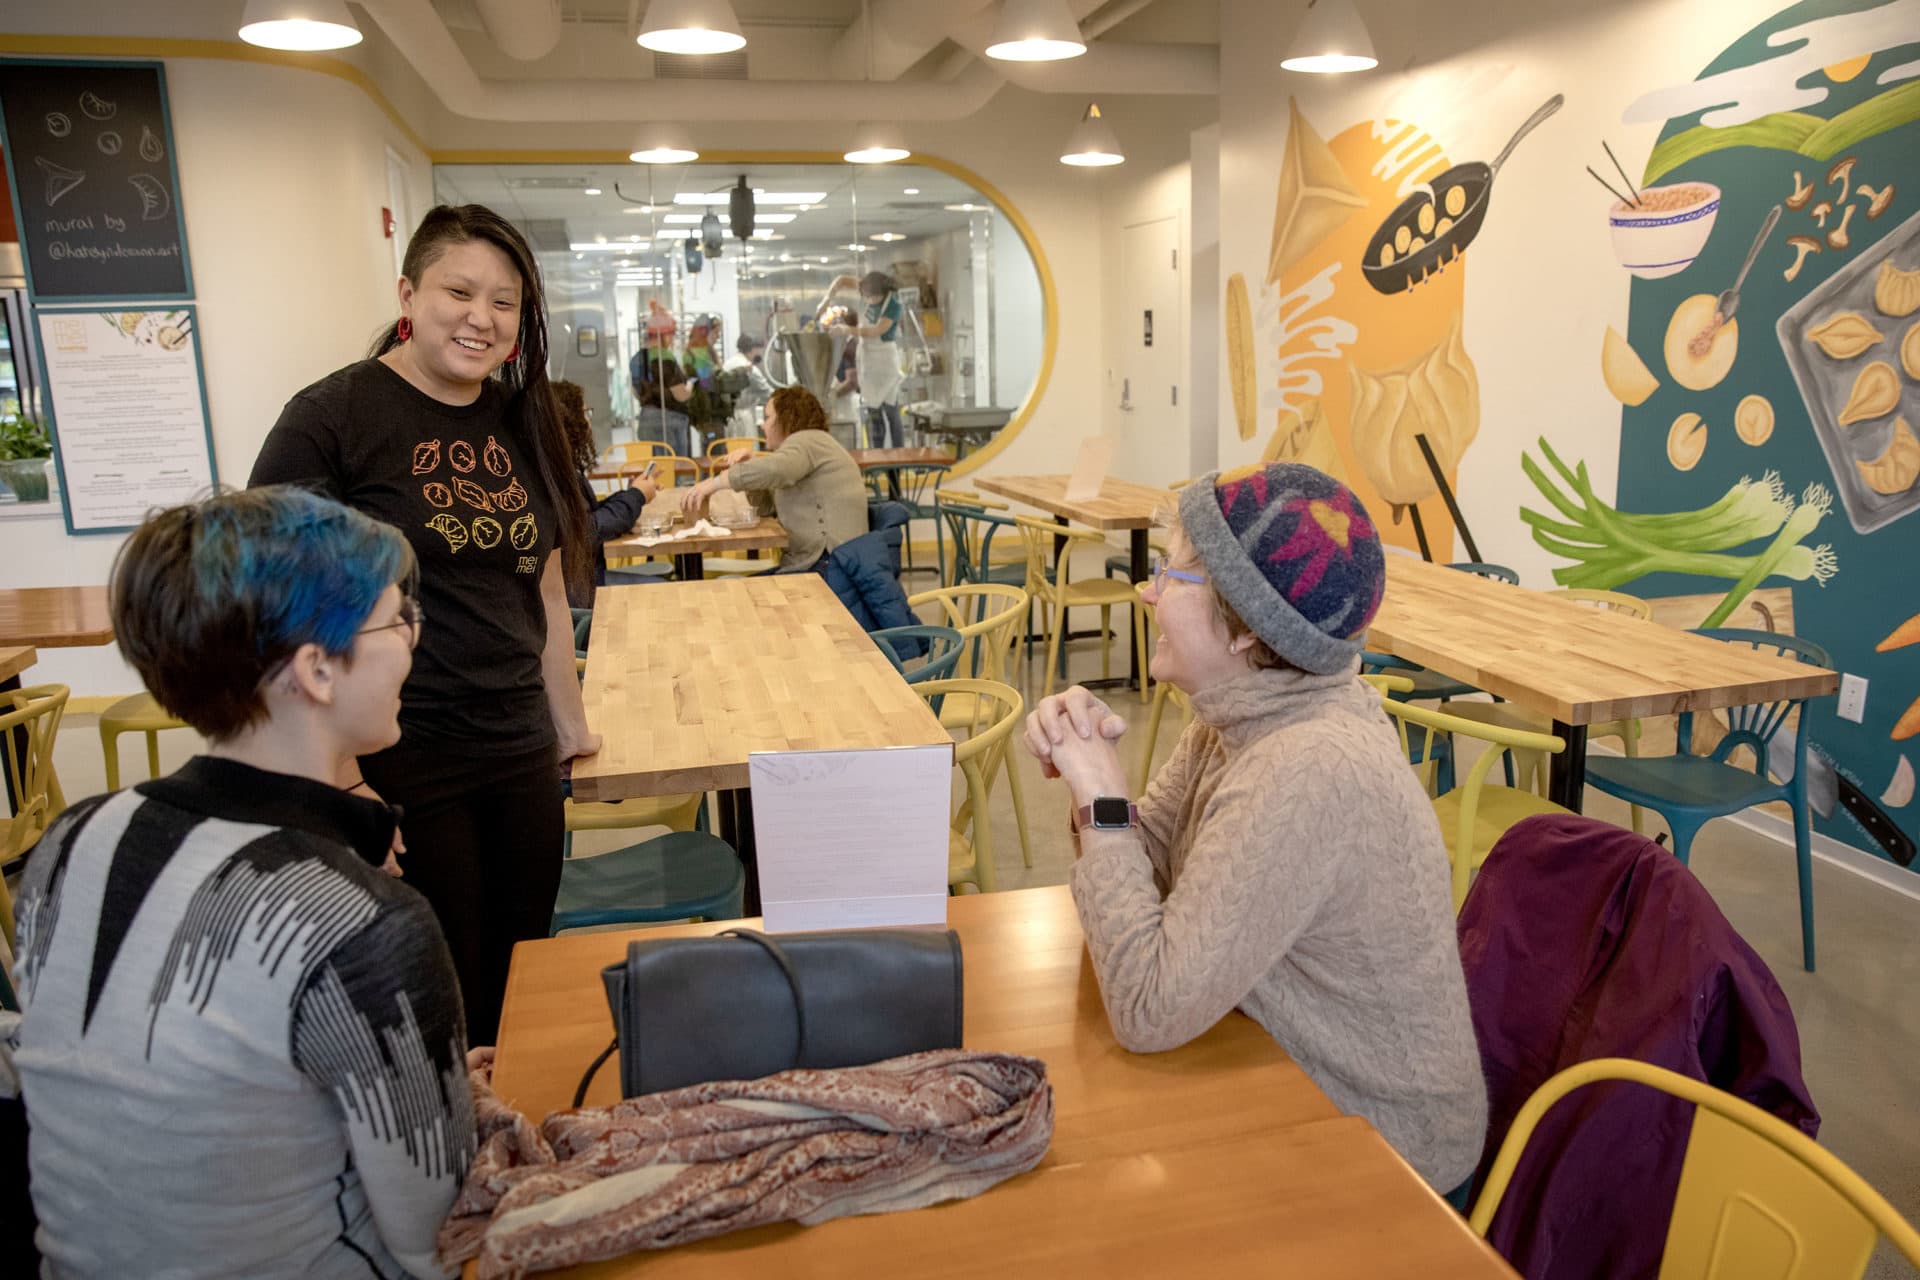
1612 0 1920 865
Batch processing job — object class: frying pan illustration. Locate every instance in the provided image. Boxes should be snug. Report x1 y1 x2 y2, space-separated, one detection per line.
1362 94 1564 295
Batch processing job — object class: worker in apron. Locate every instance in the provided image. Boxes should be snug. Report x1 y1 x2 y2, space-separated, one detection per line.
823 271 906 449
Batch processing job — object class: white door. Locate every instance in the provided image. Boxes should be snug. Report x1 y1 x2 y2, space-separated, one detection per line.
1115 216 1184 483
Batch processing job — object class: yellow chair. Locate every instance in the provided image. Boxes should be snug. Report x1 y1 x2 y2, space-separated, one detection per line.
911 584 1032 867
1444 588 1651 831
1014 515 1144 702
1470 1057 1920 1278
2 684 70 947
1380 697 1573 910
1130 582 1192 793
60 691 191 792
604 440 675 469
912 678 1022 894
703 436 763 475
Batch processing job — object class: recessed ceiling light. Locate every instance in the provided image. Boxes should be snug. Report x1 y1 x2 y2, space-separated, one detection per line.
903 188 920 195
841 243 871 253
945 203 988 212
870 232 905 242
661 212 796 225
845 146 911 164
569 243 634 252
629 146 700 164
583 187 603 196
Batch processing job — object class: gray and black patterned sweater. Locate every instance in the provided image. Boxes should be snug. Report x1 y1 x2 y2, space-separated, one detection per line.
10 756 474 1278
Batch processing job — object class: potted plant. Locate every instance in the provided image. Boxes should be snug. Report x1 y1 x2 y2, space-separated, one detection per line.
0 412 54 502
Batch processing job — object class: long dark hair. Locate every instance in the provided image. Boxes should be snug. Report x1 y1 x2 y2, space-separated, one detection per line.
370 204 591 593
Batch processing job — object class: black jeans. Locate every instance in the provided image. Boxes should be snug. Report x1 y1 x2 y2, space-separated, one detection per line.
360 740 564 1046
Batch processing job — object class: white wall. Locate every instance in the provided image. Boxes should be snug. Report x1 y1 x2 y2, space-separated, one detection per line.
1098 154 1193 487
1189 123 1221 480
0 52 429 694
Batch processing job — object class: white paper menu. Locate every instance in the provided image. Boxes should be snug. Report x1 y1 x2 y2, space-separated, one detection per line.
749 744 952 932
38 308 216 532
1064 435 1114 503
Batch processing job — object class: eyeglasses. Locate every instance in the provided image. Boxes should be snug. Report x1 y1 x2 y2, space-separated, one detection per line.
357 596 423 648
1149 556 1207 594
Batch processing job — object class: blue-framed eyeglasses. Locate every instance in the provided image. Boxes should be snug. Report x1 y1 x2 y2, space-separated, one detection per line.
1149 557 1207 593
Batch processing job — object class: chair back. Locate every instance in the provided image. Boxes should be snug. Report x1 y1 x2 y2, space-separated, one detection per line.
1552 587 1653 618
706 436 761 459
1469 1057 1920 1279
2 683 70 942
606 441 673 467
912 678 1023 893
1680 629 1832 775
1449 561 1519 584
871 624 965 685
1014 515 1075 598
570 606 593 655
1380 697 1564 908
886 462 950 509
935 495 1016 588
910 584 1027 686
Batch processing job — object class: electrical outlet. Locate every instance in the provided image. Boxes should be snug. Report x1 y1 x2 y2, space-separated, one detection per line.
1839 673 1868 723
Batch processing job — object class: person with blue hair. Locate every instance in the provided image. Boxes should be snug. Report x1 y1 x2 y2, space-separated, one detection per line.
9 486 475 1279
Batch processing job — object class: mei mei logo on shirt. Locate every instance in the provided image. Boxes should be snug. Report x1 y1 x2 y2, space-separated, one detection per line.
517 556 539 574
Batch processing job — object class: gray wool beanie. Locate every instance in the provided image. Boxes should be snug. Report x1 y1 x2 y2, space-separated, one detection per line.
1176 462 1387 674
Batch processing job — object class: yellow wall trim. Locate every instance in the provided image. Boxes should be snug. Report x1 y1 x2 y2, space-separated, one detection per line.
0 33 430 156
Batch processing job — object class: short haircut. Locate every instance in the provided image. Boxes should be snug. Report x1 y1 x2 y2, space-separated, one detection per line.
767 385 828 435
859 270 895 298
111 487 417 741
735 334 763 355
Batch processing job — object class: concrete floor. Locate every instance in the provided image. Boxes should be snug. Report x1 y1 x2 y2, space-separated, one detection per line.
20 562 1920 1271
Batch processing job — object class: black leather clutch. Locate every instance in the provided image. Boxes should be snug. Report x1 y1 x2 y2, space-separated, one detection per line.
575 927 964 1105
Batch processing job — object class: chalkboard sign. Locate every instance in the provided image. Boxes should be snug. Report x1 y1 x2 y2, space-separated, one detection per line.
0 59 193 302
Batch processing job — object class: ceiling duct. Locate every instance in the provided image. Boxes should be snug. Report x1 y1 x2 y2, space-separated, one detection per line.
473 0 562 60
653 49 750 80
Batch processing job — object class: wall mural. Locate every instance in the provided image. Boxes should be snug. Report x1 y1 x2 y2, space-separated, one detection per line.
1226 97 1561 559
1592 0 1920 866
1229 0 1920 871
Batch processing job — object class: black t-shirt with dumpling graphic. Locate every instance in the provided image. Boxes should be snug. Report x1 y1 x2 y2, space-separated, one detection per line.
250 358 557 753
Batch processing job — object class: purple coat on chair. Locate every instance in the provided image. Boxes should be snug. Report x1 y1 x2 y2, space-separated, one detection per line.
1458 814 1817 1280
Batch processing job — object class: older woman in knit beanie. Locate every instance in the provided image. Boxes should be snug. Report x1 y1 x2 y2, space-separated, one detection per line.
1023 461 1487 1193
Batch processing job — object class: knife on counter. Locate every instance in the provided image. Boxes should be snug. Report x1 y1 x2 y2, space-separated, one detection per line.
1766 727 1915 867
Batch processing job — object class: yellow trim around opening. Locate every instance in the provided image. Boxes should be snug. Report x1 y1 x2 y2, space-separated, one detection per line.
0 38 1059 476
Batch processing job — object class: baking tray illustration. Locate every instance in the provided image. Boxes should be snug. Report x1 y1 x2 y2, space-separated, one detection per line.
1777 204 1920 535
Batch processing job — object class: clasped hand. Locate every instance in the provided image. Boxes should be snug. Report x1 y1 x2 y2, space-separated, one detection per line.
1023 685 1129 799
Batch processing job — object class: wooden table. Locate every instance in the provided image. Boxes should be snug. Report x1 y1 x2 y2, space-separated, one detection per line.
572 574 950 911
479 886 1516 1279
602 517 789 581
0 585 114 648
1368 556 1840 809
0 645 37 685
974 474 1172 690
850 446 954 471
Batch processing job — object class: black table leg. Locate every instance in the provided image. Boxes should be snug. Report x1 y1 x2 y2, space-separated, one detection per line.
674 550 704 581
1548 722 1588 813
1129 529 1149 692
716 786 759 917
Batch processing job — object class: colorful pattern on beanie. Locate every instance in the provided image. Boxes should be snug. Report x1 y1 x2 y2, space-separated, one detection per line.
1215 463 1384 639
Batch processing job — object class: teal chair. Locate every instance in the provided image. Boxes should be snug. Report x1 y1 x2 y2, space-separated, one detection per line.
571 606 593 656
871 624 965 684
551 830 745 931
867 463 950 573
1581 628 1832 971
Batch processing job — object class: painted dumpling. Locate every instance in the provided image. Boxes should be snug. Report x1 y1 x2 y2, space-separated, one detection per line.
1837 361 1900 427
1857 417 1919 495
1346 313 1480 506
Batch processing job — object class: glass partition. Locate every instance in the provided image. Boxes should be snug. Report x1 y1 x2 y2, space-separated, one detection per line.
432 158 1049 468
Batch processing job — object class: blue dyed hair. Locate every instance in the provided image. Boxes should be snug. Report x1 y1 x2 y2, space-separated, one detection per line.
111 486 416 739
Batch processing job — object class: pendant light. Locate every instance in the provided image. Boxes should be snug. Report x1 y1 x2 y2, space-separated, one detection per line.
238 0 363 51
637 0 746 56
985 0 1087 62
844 1 910 163
630 144 701 164
1280 0 1379 73
1060 103 1125 167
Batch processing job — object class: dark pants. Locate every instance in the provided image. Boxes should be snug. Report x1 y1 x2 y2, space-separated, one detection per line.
359 741 563 1046
866 402 904 449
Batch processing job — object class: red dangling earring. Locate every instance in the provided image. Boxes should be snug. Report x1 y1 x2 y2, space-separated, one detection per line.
506 342 521 362
396 316 413 342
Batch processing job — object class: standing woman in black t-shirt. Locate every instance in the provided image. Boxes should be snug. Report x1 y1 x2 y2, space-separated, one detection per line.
250 204 597 1043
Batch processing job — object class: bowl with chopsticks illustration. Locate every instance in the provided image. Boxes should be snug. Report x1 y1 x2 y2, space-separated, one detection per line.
1609 182 1721 279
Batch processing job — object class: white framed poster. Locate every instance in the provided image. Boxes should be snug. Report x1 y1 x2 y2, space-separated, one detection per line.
36 305 217 533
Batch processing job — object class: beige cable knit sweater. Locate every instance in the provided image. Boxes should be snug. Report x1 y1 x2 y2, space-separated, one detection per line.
1072 665 1488 1190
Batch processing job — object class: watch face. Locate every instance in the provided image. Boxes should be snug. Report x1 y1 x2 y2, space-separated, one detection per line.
1091 797 1132 828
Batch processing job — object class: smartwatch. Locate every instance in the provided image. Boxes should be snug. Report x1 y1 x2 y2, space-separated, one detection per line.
1075 796 1139 832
